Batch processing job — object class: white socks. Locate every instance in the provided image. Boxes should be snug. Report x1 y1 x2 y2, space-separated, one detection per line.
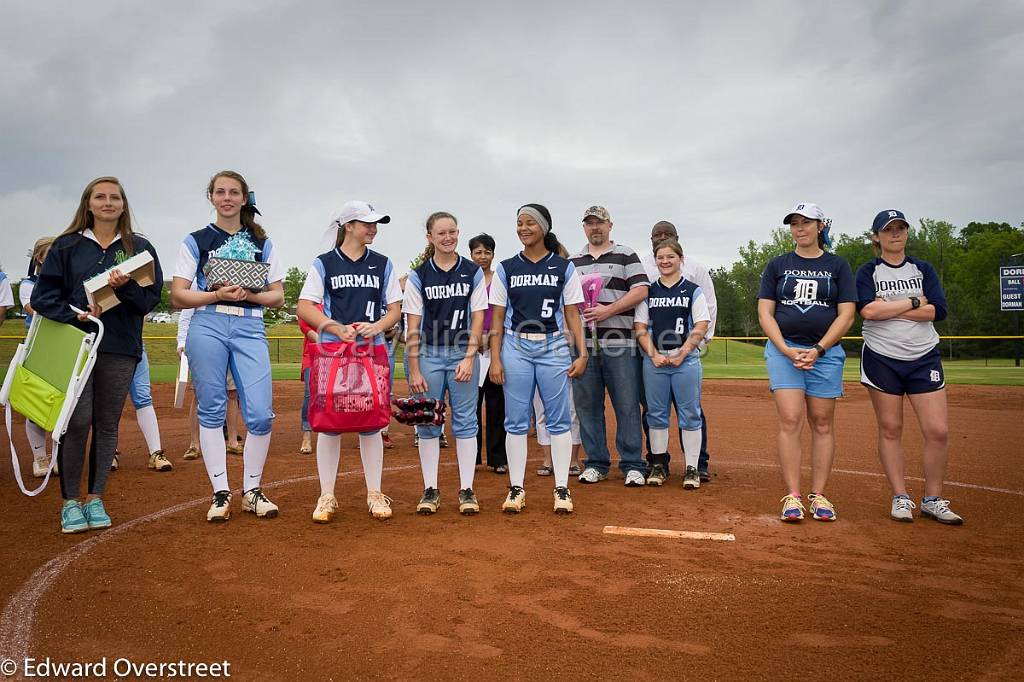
316 433 341 496
135 405 162 454
199 425 228 491
682 429 702 470
359 432 384 491
418 437 440 489
505 433 528 488
455 437 476 490
549 431 572 488
26 421 47 460
650 428 669 457
242 432 271 492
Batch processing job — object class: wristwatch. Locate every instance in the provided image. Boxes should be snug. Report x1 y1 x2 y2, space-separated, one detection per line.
813 343 825 356
910 296 921 309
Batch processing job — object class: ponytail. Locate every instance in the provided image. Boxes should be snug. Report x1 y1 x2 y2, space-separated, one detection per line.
544 231 567 257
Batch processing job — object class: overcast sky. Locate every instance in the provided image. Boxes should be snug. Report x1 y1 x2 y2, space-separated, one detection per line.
1 0 1022 280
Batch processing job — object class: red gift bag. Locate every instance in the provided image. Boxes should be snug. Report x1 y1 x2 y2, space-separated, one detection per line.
307 339 391 434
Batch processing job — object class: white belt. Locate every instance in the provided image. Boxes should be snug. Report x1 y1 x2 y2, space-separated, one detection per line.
202 304 263 318
514 331 556 341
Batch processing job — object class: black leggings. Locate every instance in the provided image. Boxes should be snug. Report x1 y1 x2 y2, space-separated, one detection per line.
476 375 507 467
57 352 137 499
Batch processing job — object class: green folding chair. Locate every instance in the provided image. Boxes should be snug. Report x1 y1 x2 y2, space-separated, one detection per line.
1 307 104 496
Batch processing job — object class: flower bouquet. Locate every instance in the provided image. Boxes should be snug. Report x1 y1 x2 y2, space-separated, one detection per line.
580 273 605 354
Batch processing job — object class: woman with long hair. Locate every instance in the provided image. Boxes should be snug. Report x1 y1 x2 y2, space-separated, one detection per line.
31 177 163 532
757 203 855 522
170 170 285 523
488 204 587 514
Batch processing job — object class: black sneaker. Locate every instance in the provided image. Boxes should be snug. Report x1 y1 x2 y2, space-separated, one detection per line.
458 488 480 515
417 487 441 514
646 464 668 486
683 466 701 490
698 468 711 483
553 486 574 514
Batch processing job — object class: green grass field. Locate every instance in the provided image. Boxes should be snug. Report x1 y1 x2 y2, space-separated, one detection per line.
2 325 1022 386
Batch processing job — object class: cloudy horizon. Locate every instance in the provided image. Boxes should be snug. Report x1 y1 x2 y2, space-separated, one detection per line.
2 1 1022 280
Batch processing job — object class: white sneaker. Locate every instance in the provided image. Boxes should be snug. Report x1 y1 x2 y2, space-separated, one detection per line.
312 493 338 523
890 496 916 522
920 498 963 525
553 486 574 514
242 488 279 518
367 491 393 520
32 454 52 478
207 491 231 523
578 468 607 484
624 470 646 487
502 486 527 513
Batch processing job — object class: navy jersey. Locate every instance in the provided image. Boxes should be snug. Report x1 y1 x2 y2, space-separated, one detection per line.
403 256 488 347
174 224 285 310
489 252 584 334
635 277 711 352
299 247 403 343
757 252 856 346
31 231 163 359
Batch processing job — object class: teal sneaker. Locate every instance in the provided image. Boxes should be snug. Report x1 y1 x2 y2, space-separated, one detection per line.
82 497 112 530
61 500 88 534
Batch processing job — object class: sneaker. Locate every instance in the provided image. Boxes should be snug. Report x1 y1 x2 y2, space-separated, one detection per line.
82 497 112 529
683 466 701 490
439 433 449 448
780 494 805 522
646 464 667 486
147 450 173 472
109 451 119 471
920 498 963 525
207 490 232 523
568 463 583 476
367 491 393 520
536 465 553 477
381 431 394 449
226 444 244 455
458 488 480 515
553 486 574 514
891 495 916 522
312 493 338 523
242 488 279 518
183 445 201 460
494 464 508 474
502 486 526 513
808 493 837 522
416 487 441 515
578 468 607 484
60 500 88 534
33 454 52 478
624 470 646 487
698 468 711 483
413 432 419 447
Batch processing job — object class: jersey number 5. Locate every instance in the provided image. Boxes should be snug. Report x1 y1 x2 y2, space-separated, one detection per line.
541 298 554 319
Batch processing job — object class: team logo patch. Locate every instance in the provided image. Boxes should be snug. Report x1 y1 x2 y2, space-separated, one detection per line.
930 369 941 383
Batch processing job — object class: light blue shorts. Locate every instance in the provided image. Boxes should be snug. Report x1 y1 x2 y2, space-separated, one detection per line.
765 340 846 399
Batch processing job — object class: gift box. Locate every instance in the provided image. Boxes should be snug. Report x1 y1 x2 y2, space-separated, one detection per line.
202 257 270 292
84 251 156 311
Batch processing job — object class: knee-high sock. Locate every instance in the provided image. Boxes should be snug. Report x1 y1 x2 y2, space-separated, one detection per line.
242 432 272 492
135 405 162 454
650 428 669 456
550 431 573 488
359 432 384 492
506 433 528 488
316 433 341 496
455 437 476 490
26 421 47 460
418 437 440 489
682 429 702 470
199 425 229 492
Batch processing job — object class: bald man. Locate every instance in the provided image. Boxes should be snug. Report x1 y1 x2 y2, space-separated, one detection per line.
639 221 717 481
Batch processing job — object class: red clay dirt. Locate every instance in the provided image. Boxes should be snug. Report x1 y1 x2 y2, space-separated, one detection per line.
1 380 1022 680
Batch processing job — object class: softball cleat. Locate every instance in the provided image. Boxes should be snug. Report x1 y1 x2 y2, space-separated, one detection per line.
458 488 480 515
417 488 441 515
312 493 338 523
242 488 279 519
367 491 393 520
553 486 574 514
683 466 701 490
148 450 173 472
502 486 526 513
207 491 232 523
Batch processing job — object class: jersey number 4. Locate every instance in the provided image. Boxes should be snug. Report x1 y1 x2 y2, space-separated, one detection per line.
366 301 376 319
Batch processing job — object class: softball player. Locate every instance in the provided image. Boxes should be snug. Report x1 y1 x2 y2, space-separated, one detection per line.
488 204 588 514
857 209 962 524
297 200 403 523
31 176 163 533
634 239 711 489
404 212 488 515
757 203 855 523
18 237 57 478
170 170 285 523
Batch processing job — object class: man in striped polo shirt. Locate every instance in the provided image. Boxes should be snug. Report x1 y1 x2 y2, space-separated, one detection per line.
570 206 650 486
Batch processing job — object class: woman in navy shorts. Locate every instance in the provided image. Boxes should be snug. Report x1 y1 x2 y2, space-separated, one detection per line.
856 209 962 525
757 203 855 523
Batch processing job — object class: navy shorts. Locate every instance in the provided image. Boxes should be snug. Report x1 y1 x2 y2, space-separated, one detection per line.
860 344 944 395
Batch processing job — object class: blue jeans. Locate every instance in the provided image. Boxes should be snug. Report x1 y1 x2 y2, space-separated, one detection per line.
573 347 645 475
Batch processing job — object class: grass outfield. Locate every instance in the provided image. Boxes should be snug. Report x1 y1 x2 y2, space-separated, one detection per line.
3 325 1022 386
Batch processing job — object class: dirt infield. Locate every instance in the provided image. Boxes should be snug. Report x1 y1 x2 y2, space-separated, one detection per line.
1 380 1022 680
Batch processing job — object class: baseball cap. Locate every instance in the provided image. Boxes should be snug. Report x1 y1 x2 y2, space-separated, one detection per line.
871 209 909 233
582 205 611 222
783 203 825 224
334 200 391 226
